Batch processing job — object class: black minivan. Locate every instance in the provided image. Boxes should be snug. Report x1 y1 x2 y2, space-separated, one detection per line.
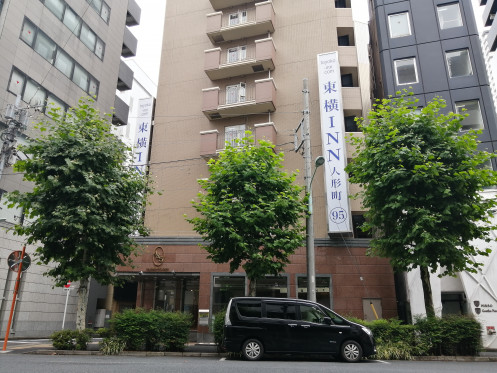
223 297 376 362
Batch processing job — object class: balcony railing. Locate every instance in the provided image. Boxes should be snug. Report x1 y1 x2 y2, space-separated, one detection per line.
206 1 275 43
205 38 276 80
208 0 255 11
202 78 276 120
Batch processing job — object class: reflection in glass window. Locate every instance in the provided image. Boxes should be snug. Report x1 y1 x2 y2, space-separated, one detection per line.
446 49 473 78
388 12 411 38
23 79 46 107
80 23 96 51
437 3 463 30
73 64 89 91
34 32 56 63
45 0 64 20
20 19 36 46
266 303 297 320
212 276 245 314
95 38 105 60
255 276 287 298
46 94 66 118
300 304 327 323
9 70 25 95
63 7 81 35
101 3 110 23
394 58 418 85
455 100 484 130
55 49 74 78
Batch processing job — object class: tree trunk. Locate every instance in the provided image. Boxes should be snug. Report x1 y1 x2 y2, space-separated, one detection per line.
76 277 90 330
248 278 256 297
419 266 435 318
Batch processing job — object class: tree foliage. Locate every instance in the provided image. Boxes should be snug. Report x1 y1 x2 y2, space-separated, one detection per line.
346 92 497 277
7 97 153 286
186 135 307 292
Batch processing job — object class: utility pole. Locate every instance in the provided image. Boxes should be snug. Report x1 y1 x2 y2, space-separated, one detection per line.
0 95 28 181
303 78 316 303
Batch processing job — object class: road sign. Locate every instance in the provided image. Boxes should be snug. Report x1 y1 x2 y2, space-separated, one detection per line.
64 281 72 290
7 250 31 272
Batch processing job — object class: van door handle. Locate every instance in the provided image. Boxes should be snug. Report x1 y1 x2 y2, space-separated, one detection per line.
288 324 298 328
301 325 311 328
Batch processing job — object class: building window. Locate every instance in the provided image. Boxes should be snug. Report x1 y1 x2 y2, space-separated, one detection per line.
437 3 463 30
341 73 353 87
455 100 484 130
226 83 246 104
297 276 331 308
54 49 74 78
20 18 36 46
9 67 68 116
344 116 359 132
255 276 288 298
86 0 111 23
225 124 246 147
211 275 245 314
80 23 97 51
446 49 473 78
388 12 411 38
45 0 64 20
73 64 89 91
229 10 247 26
34 32 56 64
62 7 81 35
227 46 247 64
394 58 418 85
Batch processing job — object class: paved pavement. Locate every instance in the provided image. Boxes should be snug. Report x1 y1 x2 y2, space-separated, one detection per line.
1 339 497 362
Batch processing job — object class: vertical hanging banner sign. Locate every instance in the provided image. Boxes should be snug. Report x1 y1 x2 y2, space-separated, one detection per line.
317 52 352 233
133 98 153 174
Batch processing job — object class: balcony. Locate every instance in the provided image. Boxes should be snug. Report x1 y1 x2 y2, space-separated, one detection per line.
202 78 276 120
126 0 141 26
204 38 275 80
206 1 275 44
200 122 277 158
122 27 138 57
117 60 134 91
209 0 257 11
112 95 129 126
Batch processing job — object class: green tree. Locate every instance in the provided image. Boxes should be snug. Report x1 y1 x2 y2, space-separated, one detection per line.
7 98 153 329
187 134 307 296
346 92 497 317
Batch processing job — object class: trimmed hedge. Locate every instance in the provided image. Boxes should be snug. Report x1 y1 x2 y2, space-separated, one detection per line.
213 309 226 349
110 309 192 351
350 315 482 359
50 329 93 350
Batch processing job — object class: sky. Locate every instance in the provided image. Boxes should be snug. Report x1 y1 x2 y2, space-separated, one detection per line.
130 0 167 85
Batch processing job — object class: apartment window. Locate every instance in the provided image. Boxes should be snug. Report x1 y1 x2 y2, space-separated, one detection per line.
95 38 105 59
46 94 65 118
45 0 64 20
446 49 473 78
63 7 81 34
229 10 247 26
89 77 99 97
338 35 350 46
73 64 89 91
437 3 463 30
100 2 110 23
225 124 246 147
226 83 246 104
455 100 484 130
388 12 411 38
80 23 96 51
89 0 102 12
8 69 25 95
345 116 358 132
341 73 353 87
23 79 46 107
54 49 73 78
394 58 418 85
34 32 56 63
227 46 247 63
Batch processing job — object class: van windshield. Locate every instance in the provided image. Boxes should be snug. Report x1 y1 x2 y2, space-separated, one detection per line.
321 307 347 325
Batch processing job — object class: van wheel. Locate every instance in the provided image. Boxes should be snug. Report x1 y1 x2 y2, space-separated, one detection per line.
242 339 264 361
341 340 363 363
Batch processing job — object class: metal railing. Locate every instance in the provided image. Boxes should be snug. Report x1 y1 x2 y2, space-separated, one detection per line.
217 129 248 149
221 7 256 28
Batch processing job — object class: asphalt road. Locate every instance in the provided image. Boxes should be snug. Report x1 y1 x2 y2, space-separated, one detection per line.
1 354 497 373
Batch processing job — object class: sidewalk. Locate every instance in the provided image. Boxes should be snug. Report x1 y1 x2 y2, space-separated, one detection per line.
2 339 497 361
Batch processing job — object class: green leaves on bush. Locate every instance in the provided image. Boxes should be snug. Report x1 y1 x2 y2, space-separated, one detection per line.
353 315 482 359
50 329 92 350
100 337 126 355
110 309 192 351
212 309 226 349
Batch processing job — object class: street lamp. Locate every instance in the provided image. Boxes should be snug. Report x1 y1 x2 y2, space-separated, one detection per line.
306 155 325 302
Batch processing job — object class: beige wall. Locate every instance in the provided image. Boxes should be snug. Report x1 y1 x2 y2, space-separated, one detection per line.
149 0 369 238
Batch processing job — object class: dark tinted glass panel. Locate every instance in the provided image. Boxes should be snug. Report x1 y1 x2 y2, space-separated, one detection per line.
266 303 297 320
237 302 262 318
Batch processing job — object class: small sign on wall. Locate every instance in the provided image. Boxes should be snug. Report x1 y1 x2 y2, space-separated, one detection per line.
199 309 210 326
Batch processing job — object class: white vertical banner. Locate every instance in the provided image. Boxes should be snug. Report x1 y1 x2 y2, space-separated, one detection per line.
317 52 352 233
133 98 153 174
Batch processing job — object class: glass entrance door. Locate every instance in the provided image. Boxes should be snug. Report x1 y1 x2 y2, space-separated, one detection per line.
155 275 199 326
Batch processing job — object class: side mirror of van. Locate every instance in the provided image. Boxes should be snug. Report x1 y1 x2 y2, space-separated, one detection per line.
323 317 332 325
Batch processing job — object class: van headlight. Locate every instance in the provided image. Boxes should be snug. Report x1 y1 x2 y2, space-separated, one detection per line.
361 327 372 336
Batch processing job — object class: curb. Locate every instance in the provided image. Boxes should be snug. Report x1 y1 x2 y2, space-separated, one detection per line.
26 349 497 361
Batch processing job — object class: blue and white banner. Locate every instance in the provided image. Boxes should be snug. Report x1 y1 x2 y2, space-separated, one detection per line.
133 98 153 174
317 52 352 233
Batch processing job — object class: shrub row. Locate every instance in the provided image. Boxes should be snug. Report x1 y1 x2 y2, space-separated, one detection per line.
350 315 482 359
50 309 192 353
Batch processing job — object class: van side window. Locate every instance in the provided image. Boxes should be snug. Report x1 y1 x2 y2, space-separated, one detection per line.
236 301 262 318
300 305 327 324
266 303 297 320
